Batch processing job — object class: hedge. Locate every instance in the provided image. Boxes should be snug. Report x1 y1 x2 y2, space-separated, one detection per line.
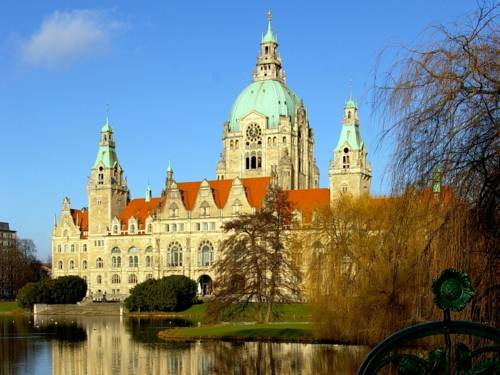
125 275 197 312
17 276 87 308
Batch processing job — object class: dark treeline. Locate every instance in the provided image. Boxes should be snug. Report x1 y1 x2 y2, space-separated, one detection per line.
0 239 49 300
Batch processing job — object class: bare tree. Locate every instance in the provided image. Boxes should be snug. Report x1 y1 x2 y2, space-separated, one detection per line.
0 238 46 299
375 3 499 320
209 185 302 322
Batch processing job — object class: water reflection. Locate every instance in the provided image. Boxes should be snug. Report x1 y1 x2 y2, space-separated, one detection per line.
1 315 369 375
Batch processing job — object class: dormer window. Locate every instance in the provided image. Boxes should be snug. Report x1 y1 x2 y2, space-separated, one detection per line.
129 224 135 234
348 111 351 119
113 225 119 234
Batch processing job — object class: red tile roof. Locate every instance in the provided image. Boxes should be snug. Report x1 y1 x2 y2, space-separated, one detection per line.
70 177 333 232
241 177 271 208
119 198 161 229
70 209 88 231
176 177 271 210
287 188 330 221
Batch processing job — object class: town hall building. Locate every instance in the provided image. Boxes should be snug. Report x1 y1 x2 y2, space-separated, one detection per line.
51 12 372 299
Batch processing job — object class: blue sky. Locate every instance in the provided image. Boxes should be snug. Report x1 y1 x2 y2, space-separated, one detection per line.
0 0 475 260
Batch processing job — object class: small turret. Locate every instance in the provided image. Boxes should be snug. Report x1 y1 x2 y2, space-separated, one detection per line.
252 10 286 83
165 161 174 188
329 90 372 200
145 184 152 202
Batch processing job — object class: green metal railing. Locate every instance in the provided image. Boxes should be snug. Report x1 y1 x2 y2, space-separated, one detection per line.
357 269 500 374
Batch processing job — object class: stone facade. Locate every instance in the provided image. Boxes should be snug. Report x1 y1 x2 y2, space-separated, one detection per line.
51 13 372 300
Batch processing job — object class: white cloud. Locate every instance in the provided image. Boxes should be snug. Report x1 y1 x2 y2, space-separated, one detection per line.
21 9 121 66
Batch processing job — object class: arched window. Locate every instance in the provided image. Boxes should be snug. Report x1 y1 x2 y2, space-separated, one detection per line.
251 156 257 169
71 244 75 252
265 46 269 54
283 136 286 143
58 260 63 270
83 244 87 252
98 173 104 184
111 274 121 284
57 245 61 252
129 224 135 234
129 274 138 284
64 244 68 252
343 148 350 169
97 275 102 284
145 255 151 267
200 201 210 217
112 256 121 268
111 247 121 253
348 110 351 119
235 140 239 149
198 240 214 267
245 157 250 170
257 156 262 168
96 257 104 268
232 199 242 215
82 260 87 269
69 260 75 269
168 241 183 267
169 204 179 218
273 136 277 145
230 140 234 149
113 225 119 234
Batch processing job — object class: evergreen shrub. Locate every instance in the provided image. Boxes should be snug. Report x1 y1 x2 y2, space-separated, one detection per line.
17 276 87 308
125 275 197 312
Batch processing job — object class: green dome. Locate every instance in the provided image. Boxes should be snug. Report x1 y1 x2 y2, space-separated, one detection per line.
228 80 302 132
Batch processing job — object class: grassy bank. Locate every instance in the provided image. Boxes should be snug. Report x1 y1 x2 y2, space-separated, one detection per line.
128 303 311 322
127 303 206 319
158 322 313 342
0 301 23 315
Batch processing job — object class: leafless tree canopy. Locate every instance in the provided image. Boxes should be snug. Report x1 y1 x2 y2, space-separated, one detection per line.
376 4 499 232
208 186 302 322
374 3 499 324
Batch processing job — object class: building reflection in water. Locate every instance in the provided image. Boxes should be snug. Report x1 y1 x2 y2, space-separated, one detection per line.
31 316 368 375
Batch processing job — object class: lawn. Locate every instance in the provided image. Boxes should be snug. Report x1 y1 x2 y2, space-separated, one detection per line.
159 322 313 341
128 303 311 322
0 301 21 314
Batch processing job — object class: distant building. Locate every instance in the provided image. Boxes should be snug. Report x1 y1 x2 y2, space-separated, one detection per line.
51 12 372 300
0 222 17 250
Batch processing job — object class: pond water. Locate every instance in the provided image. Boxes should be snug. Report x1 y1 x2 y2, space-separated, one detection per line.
0 315 369 374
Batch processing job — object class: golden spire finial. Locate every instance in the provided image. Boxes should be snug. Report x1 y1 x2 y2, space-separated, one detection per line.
267 9 272 23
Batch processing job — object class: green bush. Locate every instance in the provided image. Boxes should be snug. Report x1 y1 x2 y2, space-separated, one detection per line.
17 276 87 308
125 275 197 312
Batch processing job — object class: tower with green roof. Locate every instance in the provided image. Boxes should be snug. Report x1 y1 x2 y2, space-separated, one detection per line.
87 116 129 236
216 11 319 190
328 95 372 199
